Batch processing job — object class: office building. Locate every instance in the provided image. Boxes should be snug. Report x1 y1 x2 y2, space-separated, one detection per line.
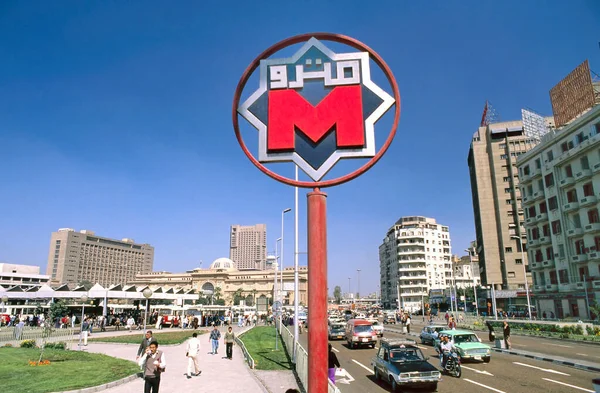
130 257 308 306
379 216 452 311
0 263 50 289
229 224 267 270
468 117 555 292
46 228 154 287
517 104 600 318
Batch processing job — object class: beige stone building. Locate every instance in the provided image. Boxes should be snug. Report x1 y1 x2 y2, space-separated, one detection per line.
229 224 268 270
468 119 553 291
129 257 308 307
46 228 154 287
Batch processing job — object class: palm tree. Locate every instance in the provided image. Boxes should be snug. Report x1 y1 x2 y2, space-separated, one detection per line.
214 286 223 301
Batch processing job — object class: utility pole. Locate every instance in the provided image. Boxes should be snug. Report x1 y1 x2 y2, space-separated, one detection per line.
357 269 361 302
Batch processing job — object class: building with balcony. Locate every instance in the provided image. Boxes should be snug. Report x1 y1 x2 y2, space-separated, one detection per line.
379 216 452 311
517 104 600 319
468 119 555 292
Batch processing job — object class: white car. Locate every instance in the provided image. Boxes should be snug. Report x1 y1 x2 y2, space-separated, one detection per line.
368 318 384 336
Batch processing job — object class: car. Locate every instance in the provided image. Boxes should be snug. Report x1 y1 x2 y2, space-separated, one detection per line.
368 319 384 337
371 338 440 392
346 319 378 348
419 324 447 345
434 329 491 363
383 313 396 324
329 322 346 340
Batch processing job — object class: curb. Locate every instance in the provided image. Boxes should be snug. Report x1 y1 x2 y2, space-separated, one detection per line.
51 373 139 393
491 348 600 373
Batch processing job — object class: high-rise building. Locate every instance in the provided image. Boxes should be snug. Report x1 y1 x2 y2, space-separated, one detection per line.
46 228 154 286
468 118 554 292
379 216 452 311
516 104 600 319
229 224 267 270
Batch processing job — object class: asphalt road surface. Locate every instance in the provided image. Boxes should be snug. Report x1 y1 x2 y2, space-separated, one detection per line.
298 328 598 393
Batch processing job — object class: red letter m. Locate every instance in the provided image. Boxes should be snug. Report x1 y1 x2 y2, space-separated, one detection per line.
267 85 364 151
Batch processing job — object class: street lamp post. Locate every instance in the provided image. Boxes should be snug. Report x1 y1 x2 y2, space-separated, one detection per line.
357 269 361 303
142 288 153 333
465 248 479 317
280 208 292 304
511 235 532 320
293 165 300 363
78 294 89 350
348 277 351 304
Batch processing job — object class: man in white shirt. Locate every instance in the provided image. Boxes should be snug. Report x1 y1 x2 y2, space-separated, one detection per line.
185 332 201 379
138 341 166 393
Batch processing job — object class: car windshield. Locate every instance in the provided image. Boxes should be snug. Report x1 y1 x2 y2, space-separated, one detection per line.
332 324 345 330
390 348 425 362
453 334 479 344
354 325 372 333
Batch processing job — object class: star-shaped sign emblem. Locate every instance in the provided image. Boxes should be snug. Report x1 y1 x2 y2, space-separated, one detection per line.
238 37 395 181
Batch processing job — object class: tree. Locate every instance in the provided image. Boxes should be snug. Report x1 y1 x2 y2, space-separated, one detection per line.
213 286 223 301
38 300 69 363
590 301 600 321
333 286 342 304
233 288 244 306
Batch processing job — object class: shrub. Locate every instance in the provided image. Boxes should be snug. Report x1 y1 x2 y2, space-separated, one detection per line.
4 343 13 347
45 342 66 350
20 340 37 348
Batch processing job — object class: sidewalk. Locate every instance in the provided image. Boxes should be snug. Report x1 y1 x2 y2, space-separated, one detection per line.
81 325 267 393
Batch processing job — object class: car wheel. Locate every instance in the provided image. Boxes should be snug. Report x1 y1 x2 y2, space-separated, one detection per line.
483 356 491 363
430 383 438 392
390 378 398 392
420 337 425 344
374 367 380 381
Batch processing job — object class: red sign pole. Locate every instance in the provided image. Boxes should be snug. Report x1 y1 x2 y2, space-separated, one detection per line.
307 188 328 393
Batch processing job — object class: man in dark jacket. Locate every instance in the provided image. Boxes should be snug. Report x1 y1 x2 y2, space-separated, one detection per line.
137 330 158 359
503 321 511 349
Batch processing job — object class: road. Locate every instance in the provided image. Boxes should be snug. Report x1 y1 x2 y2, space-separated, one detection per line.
298 328 598 393
405 318 600 363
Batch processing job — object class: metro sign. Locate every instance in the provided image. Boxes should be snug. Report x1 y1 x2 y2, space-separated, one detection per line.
237 37 395 182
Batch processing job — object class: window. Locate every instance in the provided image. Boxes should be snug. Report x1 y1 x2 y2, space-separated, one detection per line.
588 209 599 224
515 259 522 265
558 244 565 258
507 211 514 216
500 154 508 160
503 176 510 182
506 199 513 205
561 142 569 152
546 150 554 162
539 201 547 214
546 247 554 260
559 270 569 284
535 249 543 262
583 182 594 197
505 188 511 193
566 189 578 203
499 143 506 149
523 165 530 175
576 132 586 144
542 224 550 237
595 123 600 135
581 156 590 170
544 173 554 188
549 270 558 285
548 196 558 210
565 164 573 178
574 239 585 255
531 227 540 240
505 247 513 253
535 158 541 169
528 206 536 218
595 236 600 251
551 220 561 234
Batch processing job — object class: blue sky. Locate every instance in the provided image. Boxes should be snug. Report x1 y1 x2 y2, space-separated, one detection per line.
1 1 599 296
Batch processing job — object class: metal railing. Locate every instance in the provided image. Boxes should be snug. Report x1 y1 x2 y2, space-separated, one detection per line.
276 320 339 393
235 332 256 369
0 326 77 347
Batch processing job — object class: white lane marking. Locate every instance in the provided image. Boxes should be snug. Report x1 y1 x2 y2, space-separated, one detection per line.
332 347 340 353
352 359 374 374
336 368 355 384
464 378 506 393
513 362 570 376
461 365 494 376
548 343 572 348
577 353 589 356
542 378 594 392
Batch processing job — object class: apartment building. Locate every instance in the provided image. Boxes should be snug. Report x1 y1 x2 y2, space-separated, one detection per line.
46 228 154 287
468 119 554 291
517 105 600 319
229 224 267 270
379 216 452 311
453 253 481 289
0 263 50 289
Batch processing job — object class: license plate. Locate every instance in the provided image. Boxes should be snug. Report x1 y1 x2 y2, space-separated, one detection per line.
474 356 482 360
338 336 343 339
362 338 369 342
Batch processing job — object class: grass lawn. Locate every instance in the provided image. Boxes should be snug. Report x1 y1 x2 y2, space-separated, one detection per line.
239 326 293 370
0 347 140 393
89 329 207 345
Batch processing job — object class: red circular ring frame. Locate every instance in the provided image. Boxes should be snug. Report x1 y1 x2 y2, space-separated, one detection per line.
232 32 401 188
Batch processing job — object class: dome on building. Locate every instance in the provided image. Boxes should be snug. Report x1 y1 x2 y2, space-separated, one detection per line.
209 257 237 271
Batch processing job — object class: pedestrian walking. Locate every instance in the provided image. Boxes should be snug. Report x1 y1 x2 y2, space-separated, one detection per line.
224 326 235 359
209 324 221 354
137 330 158 359
137 341 166 393
185 332 201 378
405 315 411 334
81 318 89 346
503 320 511 349
328 343 341 384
